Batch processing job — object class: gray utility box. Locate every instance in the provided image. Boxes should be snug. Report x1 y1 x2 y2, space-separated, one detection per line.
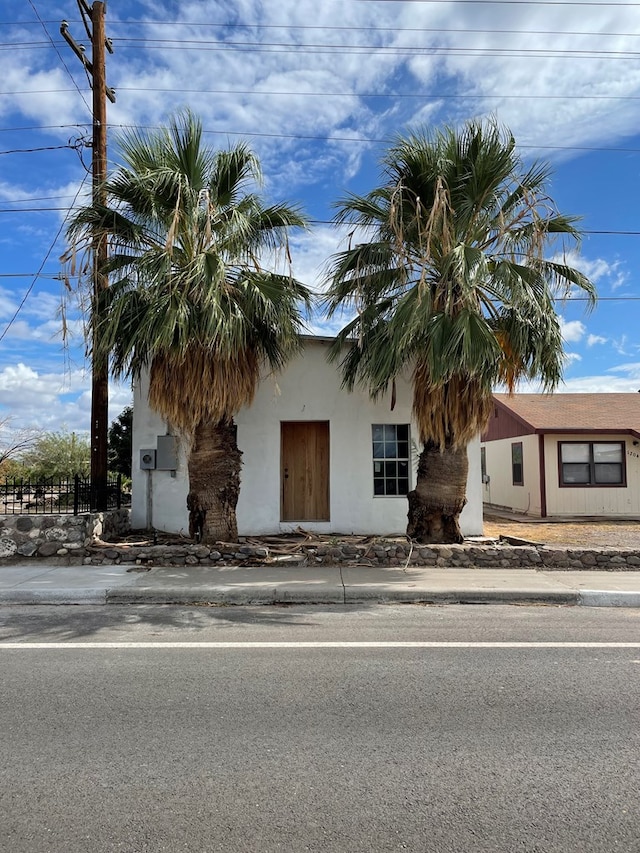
156 435 178 470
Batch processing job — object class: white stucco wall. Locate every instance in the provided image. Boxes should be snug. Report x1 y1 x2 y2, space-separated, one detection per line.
482 434 541 516
543 433 640 517
131 338 483 537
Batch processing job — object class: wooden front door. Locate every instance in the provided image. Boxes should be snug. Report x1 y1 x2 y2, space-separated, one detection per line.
281 421 330 521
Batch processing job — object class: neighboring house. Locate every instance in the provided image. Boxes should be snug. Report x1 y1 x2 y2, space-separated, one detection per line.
131 336 483 537
481 393 640 518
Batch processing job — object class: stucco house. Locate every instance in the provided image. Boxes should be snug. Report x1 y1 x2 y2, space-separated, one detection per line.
131 336 483 537
481 393 640 518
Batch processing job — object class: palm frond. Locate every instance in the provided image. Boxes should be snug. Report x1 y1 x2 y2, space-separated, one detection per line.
67 109 310 432
325 117 597 449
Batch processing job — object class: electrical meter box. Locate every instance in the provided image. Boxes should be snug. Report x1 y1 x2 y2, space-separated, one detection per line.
140 449 156 470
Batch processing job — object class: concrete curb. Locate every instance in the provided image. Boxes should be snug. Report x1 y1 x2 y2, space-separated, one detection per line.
578 590 640 608
343 588 580 606
105 587 346 606
1 585 640 608
0 589 107 605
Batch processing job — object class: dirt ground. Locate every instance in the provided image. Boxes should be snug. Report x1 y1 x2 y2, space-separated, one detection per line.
482 513 640 548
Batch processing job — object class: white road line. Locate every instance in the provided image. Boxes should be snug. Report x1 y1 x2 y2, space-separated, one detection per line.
0 641 639 649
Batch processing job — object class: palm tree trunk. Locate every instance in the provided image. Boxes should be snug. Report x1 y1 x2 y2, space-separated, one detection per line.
186 419 242 543
406 440 468 544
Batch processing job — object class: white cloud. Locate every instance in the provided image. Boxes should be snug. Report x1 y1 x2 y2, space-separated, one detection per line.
587 334 608 347
551 250 629 294
0 362 130 432
559 317 586 343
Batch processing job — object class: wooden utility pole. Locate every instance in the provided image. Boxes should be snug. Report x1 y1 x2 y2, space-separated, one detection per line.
61 1 115 510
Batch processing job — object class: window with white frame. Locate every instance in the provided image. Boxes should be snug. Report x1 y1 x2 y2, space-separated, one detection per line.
559 441 625 486
372 424 410 496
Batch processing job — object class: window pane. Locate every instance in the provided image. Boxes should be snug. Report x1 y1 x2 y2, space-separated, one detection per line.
513 463 523 485
385 441 397 458
398 478 409 495
396 425 409 442
385 461 397 478
384 425 397 441
397 441 409 459
593 443 622 464
373 442 385 459
398 460 409 477
373 478 385 496
511 443 523 465
373 461 383 475
561 443 589 463
594 463 623 484
562 463 591 484
385 479 397 495
372 425 384 442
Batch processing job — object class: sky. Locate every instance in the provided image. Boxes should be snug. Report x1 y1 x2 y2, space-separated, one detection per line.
0 0 639 434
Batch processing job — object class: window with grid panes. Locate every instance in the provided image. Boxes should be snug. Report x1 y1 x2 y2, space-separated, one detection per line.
372 424 410 496
559 441 625 486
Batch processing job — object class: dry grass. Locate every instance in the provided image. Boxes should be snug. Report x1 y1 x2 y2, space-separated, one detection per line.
483 514 640 548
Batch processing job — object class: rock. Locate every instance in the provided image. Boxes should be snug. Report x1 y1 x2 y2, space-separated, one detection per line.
37 542 59 557
44 527 68 542
0 538 18 558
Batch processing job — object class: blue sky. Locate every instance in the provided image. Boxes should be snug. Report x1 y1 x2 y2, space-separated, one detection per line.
0 0 639 433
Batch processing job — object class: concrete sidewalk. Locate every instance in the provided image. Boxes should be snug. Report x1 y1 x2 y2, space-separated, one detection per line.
1 562 640 607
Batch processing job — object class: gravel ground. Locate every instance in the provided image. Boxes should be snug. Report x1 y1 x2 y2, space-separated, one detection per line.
482 514 640 548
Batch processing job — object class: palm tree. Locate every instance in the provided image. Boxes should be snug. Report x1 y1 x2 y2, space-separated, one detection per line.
326 119 596 544
67 111 310 543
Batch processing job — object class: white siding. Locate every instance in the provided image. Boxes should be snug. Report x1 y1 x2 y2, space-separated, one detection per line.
544 433 640 517
482 434 542 516
131 338 483 537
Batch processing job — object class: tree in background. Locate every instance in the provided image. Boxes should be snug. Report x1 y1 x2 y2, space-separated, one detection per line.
108 406 132 478
21 431 91 481
0 416 41 473
67 111 310 542
326 119 596 543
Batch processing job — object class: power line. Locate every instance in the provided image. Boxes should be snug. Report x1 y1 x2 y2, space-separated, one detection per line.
0 175 89 344
5 19 640 38
0 273 62 279
104 41 640 59
0 141 88 155
0 124 91 133
6 85 640 103
353 0 640 5
9 34 640 59
26 0 92 117
0 205 636 237
0 120 638 156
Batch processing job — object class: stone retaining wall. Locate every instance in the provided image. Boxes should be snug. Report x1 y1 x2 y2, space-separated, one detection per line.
82 540 640 571
0 510 131 560
1 518 639 569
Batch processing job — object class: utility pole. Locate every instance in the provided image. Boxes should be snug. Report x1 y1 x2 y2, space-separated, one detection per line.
61 1 115 511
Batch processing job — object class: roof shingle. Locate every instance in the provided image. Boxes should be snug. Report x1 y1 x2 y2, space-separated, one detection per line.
493 393 640 433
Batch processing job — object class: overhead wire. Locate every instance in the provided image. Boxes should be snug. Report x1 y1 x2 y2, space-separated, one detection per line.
25 0 92 117
5 86 640 103
0 175 89 344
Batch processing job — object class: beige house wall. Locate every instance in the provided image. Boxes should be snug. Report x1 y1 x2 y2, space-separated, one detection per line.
482 434 541 515
543 433 640 517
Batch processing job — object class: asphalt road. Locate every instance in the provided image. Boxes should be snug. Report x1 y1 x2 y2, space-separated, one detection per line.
1 605 639 853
